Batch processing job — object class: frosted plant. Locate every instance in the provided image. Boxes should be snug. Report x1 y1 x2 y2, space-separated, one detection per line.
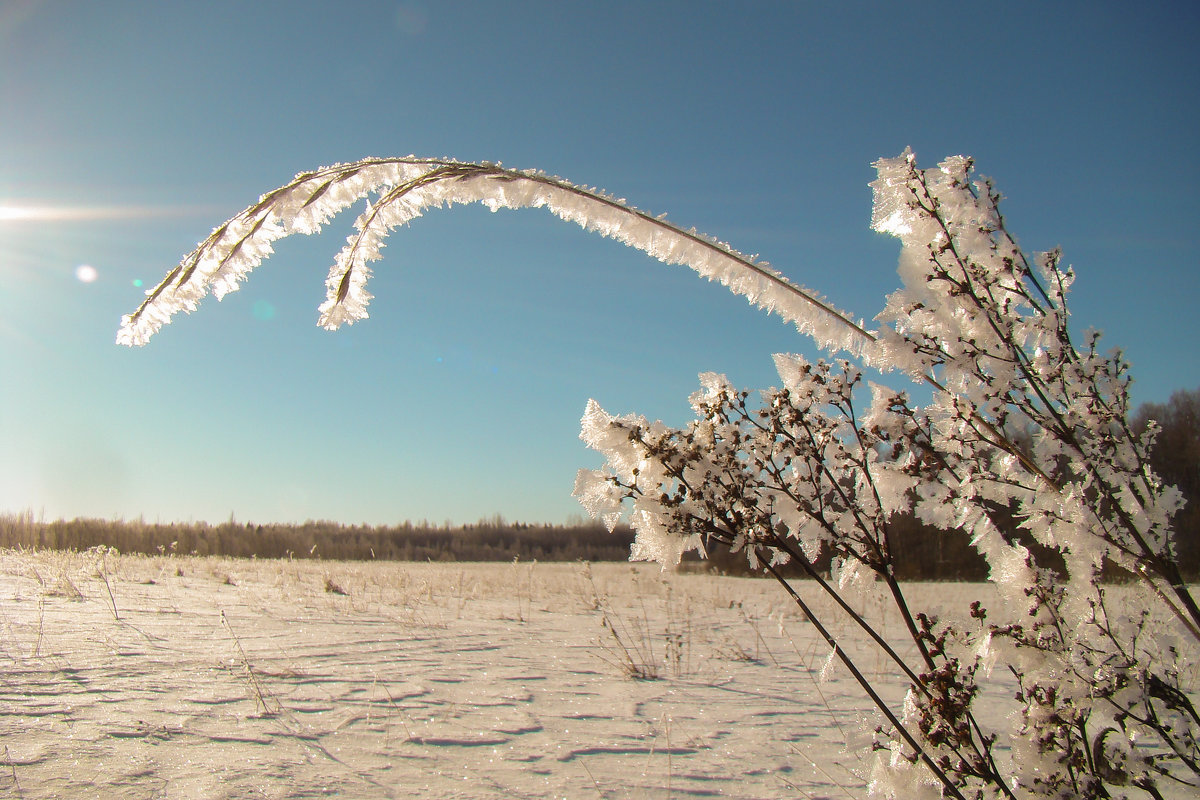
117 157 868 354
122 152 1198 798
577 152 1199 798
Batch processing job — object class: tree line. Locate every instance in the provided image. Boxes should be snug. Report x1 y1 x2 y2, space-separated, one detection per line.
0 509 995 577
1133 385 1200 577
0 514 637 563
2 388 1194 578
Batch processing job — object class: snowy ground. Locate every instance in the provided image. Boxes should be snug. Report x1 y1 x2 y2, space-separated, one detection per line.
0 550 1174 799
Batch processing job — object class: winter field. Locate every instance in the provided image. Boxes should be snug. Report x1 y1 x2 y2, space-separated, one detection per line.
0 550 1191 799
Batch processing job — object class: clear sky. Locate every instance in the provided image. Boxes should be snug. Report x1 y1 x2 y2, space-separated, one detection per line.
2 1 1197 526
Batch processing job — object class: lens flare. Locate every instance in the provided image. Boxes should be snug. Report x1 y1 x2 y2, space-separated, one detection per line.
252 300 276 321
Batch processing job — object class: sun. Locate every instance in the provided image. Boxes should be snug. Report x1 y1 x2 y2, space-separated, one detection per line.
0 205 38 221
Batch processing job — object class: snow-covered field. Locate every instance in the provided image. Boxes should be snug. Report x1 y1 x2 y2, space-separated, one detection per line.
0 550 1150 799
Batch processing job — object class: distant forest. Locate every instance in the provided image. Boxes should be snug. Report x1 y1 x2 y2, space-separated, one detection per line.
0 514 638 565
2 506 1193 581
3 388 1194 580
0 510 999 578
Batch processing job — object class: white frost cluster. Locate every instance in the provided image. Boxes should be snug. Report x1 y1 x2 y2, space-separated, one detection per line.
119 157 871 356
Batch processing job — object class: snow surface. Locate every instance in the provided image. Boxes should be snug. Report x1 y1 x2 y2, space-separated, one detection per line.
1 552 1191 799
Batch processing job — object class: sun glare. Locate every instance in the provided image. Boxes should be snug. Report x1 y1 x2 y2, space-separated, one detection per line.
0 203 224 222
0 204 94 221
0 205 37 221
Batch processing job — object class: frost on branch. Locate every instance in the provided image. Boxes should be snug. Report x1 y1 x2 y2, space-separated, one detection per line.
118 158 872 355
576 152 1200 798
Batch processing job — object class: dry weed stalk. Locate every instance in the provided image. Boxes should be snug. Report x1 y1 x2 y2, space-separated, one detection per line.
219 609 275 716
2 745 22 800
88 546 120 621
598 604 660 680
588 568 700 681
509 556 536 623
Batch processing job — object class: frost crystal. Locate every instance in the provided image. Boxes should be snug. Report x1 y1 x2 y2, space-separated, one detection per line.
119 158 872 355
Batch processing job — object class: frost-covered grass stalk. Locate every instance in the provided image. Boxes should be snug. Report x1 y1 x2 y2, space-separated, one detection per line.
118 157 868 351
121 152 1198 798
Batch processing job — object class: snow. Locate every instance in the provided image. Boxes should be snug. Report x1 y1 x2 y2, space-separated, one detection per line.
3 551 1194 798
0 550 1008 799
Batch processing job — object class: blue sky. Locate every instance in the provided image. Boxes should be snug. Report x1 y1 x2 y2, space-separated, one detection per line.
2 1 1197 526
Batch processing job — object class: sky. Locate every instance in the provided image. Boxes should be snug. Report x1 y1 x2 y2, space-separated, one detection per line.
1 0 1197 527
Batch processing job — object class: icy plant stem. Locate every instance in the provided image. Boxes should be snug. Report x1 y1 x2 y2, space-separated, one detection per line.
764 535 926 691
1138 565 1200 641
756 552 971 800
119 157 873 352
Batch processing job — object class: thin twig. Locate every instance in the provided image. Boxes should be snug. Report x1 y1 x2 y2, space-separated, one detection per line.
4 745 22 800
95 549 119 621
786 741 862 800
757 551 971 800
219 610 273 716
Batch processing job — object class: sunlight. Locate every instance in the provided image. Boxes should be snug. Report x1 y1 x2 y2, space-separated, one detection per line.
0 204 126 222
0 205 39 221
0 203 225 222
0 204 145 221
